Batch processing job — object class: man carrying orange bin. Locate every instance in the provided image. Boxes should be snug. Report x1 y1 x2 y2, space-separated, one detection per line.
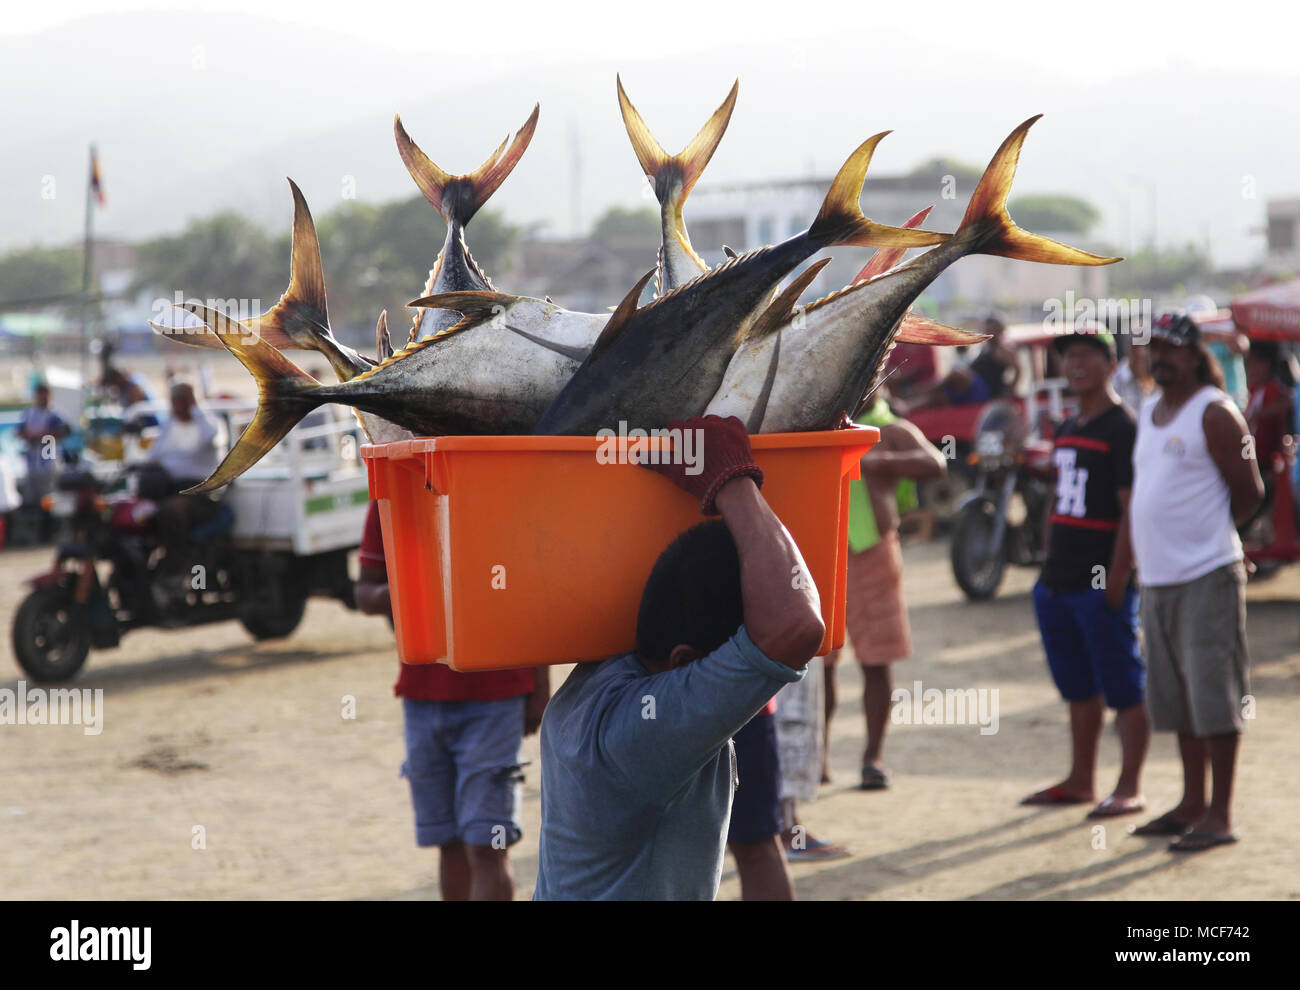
356 503 549 900
533 415 826 901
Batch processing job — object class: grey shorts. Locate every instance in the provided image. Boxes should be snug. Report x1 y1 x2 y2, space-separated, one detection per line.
1140 562 1250 736
400 696 526 848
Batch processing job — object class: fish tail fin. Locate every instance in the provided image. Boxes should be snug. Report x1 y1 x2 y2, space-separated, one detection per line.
810 134 949 249
254 179 371 380
394 105 539 228
617 74 736 212
180 305 322 493
154 180 368 381
957 116 1121 266
853 206 934 282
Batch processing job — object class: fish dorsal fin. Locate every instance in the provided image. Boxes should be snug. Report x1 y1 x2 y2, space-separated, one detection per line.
394 105 539 227
405 290 524 342
896 314 990 346
589 269 655 362
853 206 934 283
745 259 831 343
376 310 394 360
722 245 738 259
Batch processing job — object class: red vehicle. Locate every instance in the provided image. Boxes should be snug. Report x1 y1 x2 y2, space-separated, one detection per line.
1225 281 1300 573
898 324 1079 520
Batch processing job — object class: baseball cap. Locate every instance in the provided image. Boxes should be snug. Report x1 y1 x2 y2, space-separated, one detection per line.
1150 312 1200 347
1052 324 1116 359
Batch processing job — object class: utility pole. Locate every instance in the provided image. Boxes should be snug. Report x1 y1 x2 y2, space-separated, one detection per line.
79 144 97 419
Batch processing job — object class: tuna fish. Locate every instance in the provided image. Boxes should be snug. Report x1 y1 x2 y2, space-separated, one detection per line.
710 116 1121 433
532 132 950 436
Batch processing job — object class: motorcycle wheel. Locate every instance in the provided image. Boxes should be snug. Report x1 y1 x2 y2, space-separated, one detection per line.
950 499 1007 601
239 589 307 641
12 585 91 682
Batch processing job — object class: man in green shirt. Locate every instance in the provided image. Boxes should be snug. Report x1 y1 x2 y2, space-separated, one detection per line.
824 398 947 789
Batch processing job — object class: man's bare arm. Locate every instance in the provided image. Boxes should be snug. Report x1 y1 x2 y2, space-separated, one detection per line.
355 564 391 618
861 419 947 483
1204 401 1265 526
714 478 825 670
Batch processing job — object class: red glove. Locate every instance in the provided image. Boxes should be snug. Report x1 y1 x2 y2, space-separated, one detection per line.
637 415 764 516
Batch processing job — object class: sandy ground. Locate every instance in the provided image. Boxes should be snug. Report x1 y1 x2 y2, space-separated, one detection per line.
3 527 1298 902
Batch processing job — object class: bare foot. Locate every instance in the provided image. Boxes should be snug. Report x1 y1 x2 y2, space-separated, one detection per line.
1019 782 1095 806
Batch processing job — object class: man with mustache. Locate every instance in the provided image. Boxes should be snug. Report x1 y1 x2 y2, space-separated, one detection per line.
1128 314 1263 851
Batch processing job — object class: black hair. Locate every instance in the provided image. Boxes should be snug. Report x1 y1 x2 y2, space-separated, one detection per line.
1194 342 1227 391
635 520 743 665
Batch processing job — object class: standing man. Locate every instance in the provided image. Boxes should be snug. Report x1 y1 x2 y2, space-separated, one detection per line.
1129 314 1263 851
823 396 946 790
355 502 549 900
534 415 825 900
1022 328 1149 818
17 382 70 540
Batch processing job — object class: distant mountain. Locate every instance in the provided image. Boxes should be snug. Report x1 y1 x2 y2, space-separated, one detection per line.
3 11 1297 267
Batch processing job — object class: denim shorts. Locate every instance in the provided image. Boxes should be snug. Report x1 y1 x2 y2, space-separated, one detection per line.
400 696 526 848
1032 580 1145 710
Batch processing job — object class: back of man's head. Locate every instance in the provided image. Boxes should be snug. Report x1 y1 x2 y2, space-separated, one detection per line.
635 520 743 667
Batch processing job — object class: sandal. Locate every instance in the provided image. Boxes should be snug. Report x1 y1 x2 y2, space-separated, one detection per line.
1086 795 1147 819
859 765 891 791
1130 811 1195 837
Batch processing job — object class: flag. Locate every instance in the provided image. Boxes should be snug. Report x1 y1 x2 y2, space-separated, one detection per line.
89 147 105 207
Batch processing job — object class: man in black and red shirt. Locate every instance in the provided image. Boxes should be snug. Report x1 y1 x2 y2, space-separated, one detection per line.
1022 327 1151 819
355 502 548 900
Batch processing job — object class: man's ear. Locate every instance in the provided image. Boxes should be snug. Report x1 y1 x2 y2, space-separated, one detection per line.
667 644 704 670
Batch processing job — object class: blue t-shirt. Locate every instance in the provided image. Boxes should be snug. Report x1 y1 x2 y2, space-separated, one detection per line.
534 626 803 901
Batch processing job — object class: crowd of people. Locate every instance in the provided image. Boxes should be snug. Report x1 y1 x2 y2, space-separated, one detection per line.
351 310 1287 900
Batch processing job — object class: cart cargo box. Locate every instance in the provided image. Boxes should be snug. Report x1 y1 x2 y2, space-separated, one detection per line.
362 428 878 671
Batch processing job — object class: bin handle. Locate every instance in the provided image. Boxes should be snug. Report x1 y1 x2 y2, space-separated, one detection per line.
422 451 450 494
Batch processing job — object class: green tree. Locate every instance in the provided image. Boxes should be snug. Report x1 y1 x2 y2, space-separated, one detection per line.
130 213 283 305
591 207 659 243
1007 195 1101 235
1105 244 1214 296
0 244 82 305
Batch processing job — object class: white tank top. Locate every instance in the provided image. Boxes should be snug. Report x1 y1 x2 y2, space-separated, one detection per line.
1130 385 1242 586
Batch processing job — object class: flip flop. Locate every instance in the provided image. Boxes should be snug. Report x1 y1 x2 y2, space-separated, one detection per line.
859 765 891 790
1169 831 1239 853
1130 811 1195 837
1019 784 1093 806
785 836 852 863
1086 795 1147 819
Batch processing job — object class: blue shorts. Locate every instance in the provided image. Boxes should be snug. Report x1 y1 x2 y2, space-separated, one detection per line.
1032 580 1145 710
400 696 526 849
726 710 783 845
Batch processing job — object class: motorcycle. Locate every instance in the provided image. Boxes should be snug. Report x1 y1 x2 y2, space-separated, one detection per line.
10 463 352 682
949 401 1055 600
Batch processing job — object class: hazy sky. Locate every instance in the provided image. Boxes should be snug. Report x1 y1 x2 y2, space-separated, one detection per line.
7 0 1297 76
5 1 1298 268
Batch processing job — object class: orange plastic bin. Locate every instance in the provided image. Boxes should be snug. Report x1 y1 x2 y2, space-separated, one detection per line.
362 428 878 671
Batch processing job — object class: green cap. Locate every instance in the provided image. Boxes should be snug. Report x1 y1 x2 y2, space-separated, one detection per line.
1052 328 1117 359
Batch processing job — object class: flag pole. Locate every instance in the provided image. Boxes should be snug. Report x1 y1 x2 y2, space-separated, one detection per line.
79 143 96 420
